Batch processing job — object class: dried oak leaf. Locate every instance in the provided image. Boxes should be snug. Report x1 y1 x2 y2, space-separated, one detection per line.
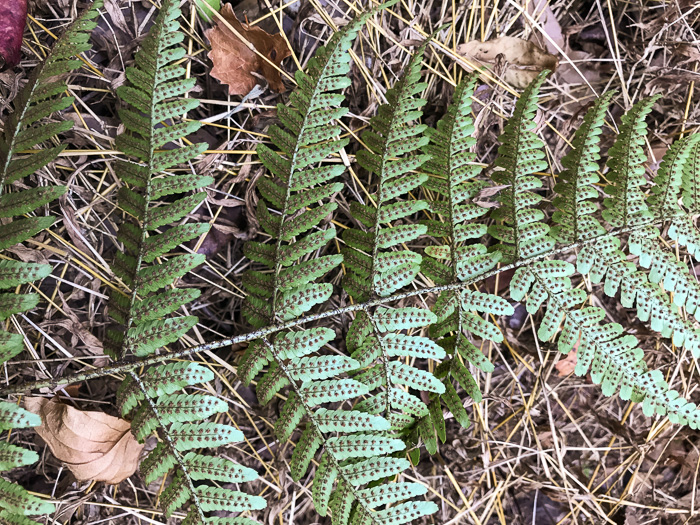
0 0 27 67
458 36 558 89
207 3 290 94
25 396 143 484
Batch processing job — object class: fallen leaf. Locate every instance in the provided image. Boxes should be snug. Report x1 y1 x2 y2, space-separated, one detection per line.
527 0 601 86
458 36 558 88
25 397 143 484
0 0 27 67
207 3 290 94
555 349 577 376
103 0 130 35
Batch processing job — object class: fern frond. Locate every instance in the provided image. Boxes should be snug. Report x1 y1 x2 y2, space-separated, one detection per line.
417 74 512 451
546 96 699 359
551 91 614 243
241 1 376 326
663 135 700 260
107 1 262 521
602 95 660 229
0 2 102 520
239 6 440 524
107 0 211 363
488 70 554 262
242 20 440 524
511 261 700 427
342 34 433 302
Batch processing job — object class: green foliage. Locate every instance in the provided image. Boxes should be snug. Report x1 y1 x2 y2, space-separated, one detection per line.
240 0 374 327
5 0 700 523
488 70 554 262
240 5 441 524
107 0 260 522
0 1 103 520
342 34 432 302
418 74 512 450
551 90 614 242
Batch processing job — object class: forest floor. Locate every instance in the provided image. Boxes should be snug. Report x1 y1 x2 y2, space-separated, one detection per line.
3 0 700 523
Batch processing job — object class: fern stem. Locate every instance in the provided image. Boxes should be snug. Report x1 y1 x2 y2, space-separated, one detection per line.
1 221 662 396
364 309 394 417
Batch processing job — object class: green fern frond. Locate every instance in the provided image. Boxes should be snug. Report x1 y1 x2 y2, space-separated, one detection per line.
241 1 378 326
107 1 262 522
242 323 436 525
488 70 554 262
0 0 100 359
107 0 211 362
664 136 700 260
239 6 439 525
602 95 660 229
417 74 512 451
342 34 433 302
551 91 614 243
595 107 700 345
511 260 700 428
0 1 102 520
648 134 700 219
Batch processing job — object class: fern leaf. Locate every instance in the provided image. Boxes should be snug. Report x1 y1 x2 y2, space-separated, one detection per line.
105 1 264 521
342 457 410 485
0 4 102 520
602 95 660 228
357 482 427 509
242 0 375 325
239 19 445 524
312 453 337 515
0 444 38 472
372 307 436 331
342 36 433 302
416 75 512 451
182 452 259 482
552 91 614 242
568 105 700 354
679 137 700 213
0 510 43 525
0 479 54 517
512 259 700 426
314 408 390 432
488 70 554 262
325 434 405 459
117 362 214 415
648 134 700 219
290 425 323 481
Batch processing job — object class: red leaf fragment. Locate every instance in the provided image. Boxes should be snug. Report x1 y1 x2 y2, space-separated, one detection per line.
0 0 27 68
206 3 291 95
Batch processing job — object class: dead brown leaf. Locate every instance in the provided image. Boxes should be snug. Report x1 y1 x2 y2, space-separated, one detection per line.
555 349 577 376
458 36 558 88
25 397 143 484
207 3 291 95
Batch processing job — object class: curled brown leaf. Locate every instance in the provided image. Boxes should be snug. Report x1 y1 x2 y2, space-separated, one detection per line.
25 397 143 484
